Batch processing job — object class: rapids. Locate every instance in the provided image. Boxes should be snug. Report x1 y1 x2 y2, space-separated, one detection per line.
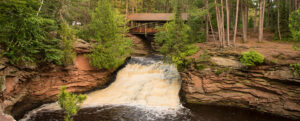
83 57 181 108
19 57 297 121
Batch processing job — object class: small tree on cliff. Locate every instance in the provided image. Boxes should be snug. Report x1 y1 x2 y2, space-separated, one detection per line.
88 0 132 70
58 86 86 121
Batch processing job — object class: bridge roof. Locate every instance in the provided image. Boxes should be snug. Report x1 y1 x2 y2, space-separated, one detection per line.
127 13 188 22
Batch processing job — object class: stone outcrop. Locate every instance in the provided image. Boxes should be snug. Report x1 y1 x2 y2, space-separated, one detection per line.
181 57 300 120
73 39 92 54
0 39 114 119
127 34 152 56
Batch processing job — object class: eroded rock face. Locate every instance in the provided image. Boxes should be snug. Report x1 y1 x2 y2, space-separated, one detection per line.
73 39 92 54
0 42 113 119
181 59 300 119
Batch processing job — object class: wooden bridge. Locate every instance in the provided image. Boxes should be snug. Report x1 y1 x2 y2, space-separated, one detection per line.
127 13 188 35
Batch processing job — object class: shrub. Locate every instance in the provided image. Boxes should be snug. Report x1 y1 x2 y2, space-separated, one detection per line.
240 50 264 67
58 86 86 121
290 63 300 75
289 8 300 42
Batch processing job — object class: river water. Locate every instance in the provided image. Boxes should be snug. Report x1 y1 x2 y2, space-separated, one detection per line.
20 57 296 121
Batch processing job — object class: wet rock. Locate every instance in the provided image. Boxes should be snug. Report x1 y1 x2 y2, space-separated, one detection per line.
73 39 92 54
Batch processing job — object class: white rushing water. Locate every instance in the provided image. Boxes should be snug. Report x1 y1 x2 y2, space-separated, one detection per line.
83 57 181 108
20 57 184 121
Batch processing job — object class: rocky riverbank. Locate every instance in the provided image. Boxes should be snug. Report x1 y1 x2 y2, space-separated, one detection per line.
181 55 300 119
0 36 300 120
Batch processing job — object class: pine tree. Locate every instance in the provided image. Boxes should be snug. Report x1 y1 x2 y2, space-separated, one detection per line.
155 0 198 70
88 0 132 70
58 86 86 121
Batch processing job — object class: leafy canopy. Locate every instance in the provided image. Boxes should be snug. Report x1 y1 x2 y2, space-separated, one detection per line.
240 50 264 67
154 0 198 70
58 22 76 66
289 8 300 42
0 0 63 65
88 0 132 70
58 86 87 121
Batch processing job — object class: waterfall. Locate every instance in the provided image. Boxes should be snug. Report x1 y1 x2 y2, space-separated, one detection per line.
20 57 189 121
83 57 181 108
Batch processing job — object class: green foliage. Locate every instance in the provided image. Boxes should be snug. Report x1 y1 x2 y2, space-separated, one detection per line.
289 8 300 42
198 50 211 62
290 63 300 75
248 17 254 28
187 0 206 43
58 22 76 66
0 0 63 65
58 86 86 121
240 50 264 67
292 45 299 51
155 0 199 70
215 69 223 76
88 0 132 70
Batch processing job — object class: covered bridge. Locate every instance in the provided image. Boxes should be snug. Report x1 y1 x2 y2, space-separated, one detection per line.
127 13 188 35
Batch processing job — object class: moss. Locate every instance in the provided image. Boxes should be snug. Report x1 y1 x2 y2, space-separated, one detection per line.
195 63 205 70
290 63 300 75
240 49 264 67
215 69 223 75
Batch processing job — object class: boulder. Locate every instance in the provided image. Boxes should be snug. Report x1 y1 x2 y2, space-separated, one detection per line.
210 57 244 69
73 39 92 54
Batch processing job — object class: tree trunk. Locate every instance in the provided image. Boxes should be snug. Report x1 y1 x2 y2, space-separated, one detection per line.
226 0 230 46
36 0 44 16
277 0 282 40
258 0 266 42
215 0 223 47
208 14 217 43
126 0 129 17
254 1 258 32
241 0 248 43
233 0 240 47
206 0 209 41
221 0 226 46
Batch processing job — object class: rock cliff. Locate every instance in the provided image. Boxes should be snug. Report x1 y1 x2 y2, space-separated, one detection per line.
181 56 300 119
0 39 114 119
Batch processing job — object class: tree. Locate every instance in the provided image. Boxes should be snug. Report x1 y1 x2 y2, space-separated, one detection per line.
0 0 63 65
258 0 266 42
241 0 248 43
215 0 225 47
88 0 132 70
289 7 300 42
226 0 230 46
233 0 240 47
58 22 76 66
277 0 282 40
58 86 86 121
155 0 198 70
